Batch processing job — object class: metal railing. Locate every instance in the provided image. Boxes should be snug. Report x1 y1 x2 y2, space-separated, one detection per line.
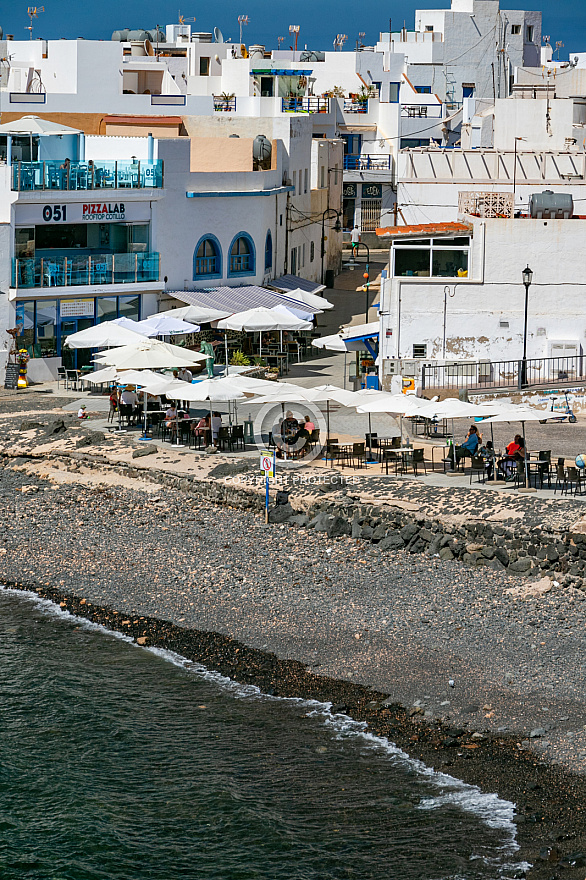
344 154 392 171
421 356 586 392
281 96 330 113
213 95 236 112
343 99 368 113
11 160 164 192
11 253 160 289
400 104 442 118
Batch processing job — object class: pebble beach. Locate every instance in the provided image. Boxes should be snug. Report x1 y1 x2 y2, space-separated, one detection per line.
1 391 586 878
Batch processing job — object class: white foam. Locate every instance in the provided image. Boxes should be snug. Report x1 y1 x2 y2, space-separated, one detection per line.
0 585 526 874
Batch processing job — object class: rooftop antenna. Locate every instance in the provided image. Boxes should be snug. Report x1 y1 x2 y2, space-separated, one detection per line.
289 24 300 52
277 35 284 50
555 40 564 60
356 31 365 50
543 34 551 46
334 33 347 52
26 6 44 40
238 14 249 45
178 11 196 25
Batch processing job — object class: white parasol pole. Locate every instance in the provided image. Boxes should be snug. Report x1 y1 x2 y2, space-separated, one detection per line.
224 331 229 377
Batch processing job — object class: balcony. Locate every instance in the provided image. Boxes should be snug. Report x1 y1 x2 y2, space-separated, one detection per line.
343 99 368 114
281 96 330 113
213 95 236 112
344 155 392 171
11 160 164 192
11 253 160 290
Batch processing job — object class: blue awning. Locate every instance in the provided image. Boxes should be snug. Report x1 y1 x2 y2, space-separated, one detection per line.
167 286 315 322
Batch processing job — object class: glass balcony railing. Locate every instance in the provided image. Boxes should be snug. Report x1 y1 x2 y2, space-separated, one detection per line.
11 253 160 289
11 160 164 192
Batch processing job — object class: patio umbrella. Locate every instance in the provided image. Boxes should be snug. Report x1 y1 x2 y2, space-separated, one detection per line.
167 378 247 448
94 340 206 370
137 375 192 442
330 388 396 460
251 383 353 447
112 316 146 333
160 305 233 324
281 287 334 310
135 314 200 336
217 307 312 360
64 322 148 349
476 405 546 491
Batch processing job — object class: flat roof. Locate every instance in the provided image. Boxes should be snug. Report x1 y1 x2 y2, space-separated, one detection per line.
376 222 472 239
103 115 183 125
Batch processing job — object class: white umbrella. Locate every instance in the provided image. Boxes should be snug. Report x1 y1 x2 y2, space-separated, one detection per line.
476 405 546 490
160 305 233 324
167 378 248 447
95 340 206 370
112 316 145 333
135 314 200 336
64 322 148 349
414 398 498 419
312 321 380 352
282 287 334 310
84 366 120 385
217 306 312 332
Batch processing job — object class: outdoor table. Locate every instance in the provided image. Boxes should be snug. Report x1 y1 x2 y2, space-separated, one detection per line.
375 436 403 462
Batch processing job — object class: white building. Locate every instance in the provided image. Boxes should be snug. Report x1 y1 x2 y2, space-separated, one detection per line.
377 212 586 388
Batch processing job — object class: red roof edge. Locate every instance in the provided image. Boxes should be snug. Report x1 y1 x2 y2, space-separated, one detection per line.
376 221 473 238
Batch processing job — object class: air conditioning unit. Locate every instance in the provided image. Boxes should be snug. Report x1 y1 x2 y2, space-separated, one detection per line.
400 359 423 377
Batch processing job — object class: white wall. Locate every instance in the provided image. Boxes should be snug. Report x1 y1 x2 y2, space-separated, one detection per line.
379 218 586 372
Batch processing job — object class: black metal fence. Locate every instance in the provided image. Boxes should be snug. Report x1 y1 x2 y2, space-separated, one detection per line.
421 356 586 392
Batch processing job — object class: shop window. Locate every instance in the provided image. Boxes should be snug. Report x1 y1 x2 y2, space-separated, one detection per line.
264 231 272 271
36 300 57 358
15 301 35 355
96 296 118 323
432 249 469 277
118 295 141 321
193 235 222 278
229 233 255 276
36 224 87 251
394 248 431 277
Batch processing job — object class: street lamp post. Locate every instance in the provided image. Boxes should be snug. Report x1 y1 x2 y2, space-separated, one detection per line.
320 208 342 285
520 264 533 388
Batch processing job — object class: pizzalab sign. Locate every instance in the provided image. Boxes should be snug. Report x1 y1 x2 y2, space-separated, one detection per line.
15 201 151 225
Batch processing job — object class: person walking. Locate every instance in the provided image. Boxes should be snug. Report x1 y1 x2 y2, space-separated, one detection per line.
351 225 360 258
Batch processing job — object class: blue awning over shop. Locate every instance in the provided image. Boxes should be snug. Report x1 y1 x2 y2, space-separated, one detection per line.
168 286 315 322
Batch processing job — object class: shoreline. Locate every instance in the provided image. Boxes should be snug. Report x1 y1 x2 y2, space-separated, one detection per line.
2 577 586 879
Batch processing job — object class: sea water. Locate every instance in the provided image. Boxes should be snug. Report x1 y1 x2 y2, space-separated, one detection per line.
0 589 526 880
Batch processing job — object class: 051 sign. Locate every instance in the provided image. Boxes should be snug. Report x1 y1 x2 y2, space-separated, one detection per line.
42 204 67 222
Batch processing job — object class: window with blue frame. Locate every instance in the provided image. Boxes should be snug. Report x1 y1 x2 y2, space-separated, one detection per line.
342 134 362 156
415 86 432 94
193 235 221 278
229 233 255 276
264 231 273 271
400 138 431 149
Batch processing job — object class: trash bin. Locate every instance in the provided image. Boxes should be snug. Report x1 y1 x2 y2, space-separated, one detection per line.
325 269 335 289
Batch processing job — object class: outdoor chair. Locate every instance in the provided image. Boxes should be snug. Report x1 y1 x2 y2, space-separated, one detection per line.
365 432 378 449
351 442 367 469
230 424 245 451
391 436 401 448
406 447 427 477
57 366 67 389
217 426 231 451
533 451 551 490
382 447 401 475
554 461 567 495
107 400 117 424
563 466 581 496
469 454 487 485
326 440 346 468
308 428 320 449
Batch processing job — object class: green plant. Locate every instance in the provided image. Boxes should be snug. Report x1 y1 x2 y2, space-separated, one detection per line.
230 349 250 366
253 356 266 367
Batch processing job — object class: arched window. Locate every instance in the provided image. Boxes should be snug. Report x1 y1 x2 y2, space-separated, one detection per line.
228 232 255 276
193 235 222 278
264 230 273 270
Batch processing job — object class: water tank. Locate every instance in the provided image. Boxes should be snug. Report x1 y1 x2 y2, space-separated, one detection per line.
248 44 265 58
300 50 325 61
127 29 149 41
147 28 166 43
111 29 129 41
529 190 573 219
192 32 213 42
253 134 272 170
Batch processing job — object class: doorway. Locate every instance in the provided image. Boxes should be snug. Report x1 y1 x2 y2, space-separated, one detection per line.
260 77 274 97
60 318 94 370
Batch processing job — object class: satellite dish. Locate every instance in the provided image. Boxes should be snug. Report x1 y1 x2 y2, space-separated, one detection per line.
214 26 224 43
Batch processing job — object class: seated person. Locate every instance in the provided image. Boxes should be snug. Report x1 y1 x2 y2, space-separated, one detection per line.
193 414 211 446
120 385 138 423
303 414 316 433
498 435 525 479
281 411 299 440
109 388 119 412
211 412 222 446
77 404 89 420
451 424 481 464
165 403 178 436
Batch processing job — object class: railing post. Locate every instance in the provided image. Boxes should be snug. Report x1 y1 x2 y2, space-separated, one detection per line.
88 256 91 285
135 253 138 282
421 364 426 391
18 161 22 191
517 359 523 390
42 161 46 190
137 160 141 188
115 161 118 189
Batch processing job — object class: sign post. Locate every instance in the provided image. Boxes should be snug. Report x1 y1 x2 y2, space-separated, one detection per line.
260 450 276 523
